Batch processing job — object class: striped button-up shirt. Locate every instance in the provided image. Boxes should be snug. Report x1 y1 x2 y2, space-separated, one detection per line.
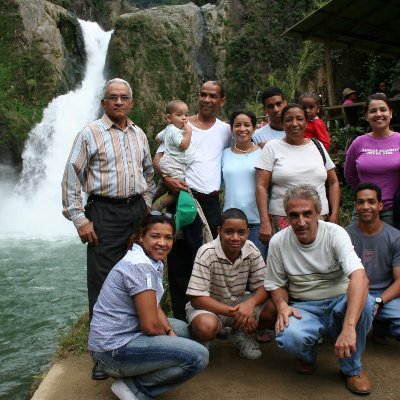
62 114 155 229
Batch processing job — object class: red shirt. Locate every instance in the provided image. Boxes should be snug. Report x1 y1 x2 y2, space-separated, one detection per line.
304 117 330 150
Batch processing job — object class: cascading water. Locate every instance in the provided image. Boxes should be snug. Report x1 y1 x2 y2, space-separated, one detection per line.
0 21 113 399
0 20 113 239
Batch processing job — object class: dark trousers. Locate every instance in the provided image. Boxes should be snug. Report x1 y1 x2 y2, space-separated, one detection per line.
85 196 148 318
168 194 221 321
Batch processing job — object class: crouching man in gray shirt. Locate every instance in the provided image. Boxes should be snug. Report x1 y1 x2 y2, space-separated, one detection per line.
265 184 374 395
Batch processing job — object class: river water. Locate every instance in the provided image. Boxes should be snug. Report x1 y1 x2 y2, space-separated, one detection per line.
0 21 112 399
0 239 86 399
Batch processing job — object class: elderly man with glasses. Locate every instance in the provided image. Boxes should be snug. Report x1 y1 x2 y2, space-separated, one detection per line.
62 78 155 379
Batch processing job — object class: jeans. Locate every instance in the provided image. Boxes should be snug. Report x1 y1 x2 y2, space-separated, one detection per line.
248 223 267 260
91 319 209 399
276 294 375 376
370 289 400 339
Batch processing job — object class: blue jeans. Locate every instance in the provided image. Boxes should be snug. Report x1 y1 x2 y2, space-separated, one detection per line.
370 289 400 339
248 223 267 260
91 319 209 399
276 294 375 376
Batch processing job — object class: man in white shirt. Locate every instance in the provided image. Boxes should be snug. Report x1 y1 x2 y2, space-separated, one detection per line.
252 86 287 147
265 184 374 395
153 81 231 320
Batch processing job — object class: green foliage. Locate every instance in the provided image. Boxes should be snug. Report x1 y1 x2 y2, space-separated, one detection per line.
56 312 90 360
107 12 197 137
0 2 48 164
225 0 319 110
263 40 323 102
328 124 363 204
356 55 398 100
339 183 353 227
329 124 364 155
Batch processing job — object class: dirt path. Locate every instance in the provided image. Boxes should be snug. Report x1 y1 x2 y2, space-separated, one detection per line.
32 337 399 399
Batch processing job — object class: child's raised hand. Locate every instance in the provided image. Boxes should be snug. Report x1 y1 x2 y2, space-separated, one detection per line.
182 123 192 135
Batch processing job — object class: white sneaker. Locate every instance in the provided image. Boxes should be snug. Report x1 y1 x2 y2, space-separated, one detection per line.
111 380 139 400
229 330 262 360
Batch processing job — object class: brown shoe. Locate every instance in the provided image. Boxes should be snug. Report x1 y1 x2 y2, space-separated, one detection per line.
344 371 372 395
294 357 315 375
256 329 273 343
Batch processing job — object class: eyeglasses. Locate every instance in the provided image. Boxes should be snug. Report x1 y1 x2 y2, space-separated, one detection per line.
265 100 284 109
104 95 131 103
150 211 174 219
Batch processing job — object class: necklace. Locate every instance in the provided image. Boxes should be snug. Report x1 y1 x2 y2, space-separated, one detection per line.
196 113 206 126
234 142 255 153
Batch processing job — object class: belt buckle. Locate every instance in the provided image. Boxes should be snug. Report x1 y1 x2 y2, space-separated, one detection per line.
127 195 138 205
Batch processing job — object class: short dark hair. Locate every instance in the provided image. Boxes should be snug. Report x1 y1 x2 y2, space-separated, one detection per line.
166 99 186 114
134 213 175 242
365 93 392 112
203 80 226 98
354 182 382 202
229 110 257 129
220 208 248 227
280 103 306 122
260 87 284 106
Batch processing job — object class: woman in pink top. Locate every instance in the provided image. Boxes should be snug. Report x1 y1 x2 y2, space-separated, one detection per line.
344 93 400 226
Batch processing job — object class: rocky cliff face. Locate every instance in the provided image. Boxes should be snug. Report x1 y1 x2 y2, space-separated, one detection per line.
0 0 85 165
106 1 231 139
49 0 137 30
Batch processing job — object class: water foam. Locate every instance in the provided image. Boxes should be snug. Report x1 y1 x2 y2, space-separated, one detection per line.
0 21 112 240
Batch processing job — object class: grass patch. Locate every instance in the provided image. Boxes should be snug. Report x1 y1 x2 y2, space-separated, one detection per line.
55 312 90 361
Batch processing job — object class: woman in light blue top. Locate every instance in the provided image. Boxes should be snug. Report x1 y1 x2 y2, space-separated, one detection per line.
222 111 266 259
88 213 208 400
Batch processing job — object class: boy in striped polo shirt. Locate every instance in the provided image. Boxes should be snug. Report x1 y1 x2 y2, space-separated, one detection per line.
186 208 276 359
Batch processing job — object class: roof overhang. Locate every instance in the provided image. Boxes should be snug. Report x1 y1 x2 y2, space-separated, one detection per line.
283 0 400 58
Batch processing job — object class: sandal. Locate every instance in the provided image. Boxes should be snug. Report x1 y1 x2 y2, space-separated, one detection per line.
256 329 272 343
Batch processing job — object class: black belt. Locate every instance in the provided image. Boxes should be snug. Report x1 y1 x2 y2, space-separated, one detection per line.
88 194 141 205
190 189 221 199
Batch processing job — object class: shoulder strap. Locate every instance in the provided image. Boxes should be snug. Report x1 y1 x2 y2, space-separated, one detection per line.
310 137 326 165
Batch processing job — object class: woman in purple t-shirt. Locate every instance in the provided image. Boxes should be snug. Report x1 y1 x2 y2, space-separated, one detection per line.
345 93 400 225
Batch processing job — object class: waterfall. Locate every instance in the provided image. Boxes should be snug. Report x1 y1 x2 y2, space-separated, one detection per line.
0 21 112 239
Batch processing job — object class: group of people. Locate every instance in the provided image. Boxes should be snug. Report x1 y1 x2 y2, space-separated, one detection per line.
61 78 400 399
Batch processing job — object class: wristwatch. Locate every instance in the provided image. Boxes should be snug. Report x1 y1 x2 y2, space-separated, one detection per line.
375 296 384 307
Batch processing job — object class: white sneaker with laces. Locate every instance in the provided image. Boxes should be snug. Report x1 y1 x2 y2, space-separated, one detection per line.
111 380 139 400
229 330 262 360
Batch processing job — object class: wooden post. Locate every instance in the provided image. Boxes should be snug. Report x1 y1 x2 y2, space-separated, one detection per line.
325 39 336 106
